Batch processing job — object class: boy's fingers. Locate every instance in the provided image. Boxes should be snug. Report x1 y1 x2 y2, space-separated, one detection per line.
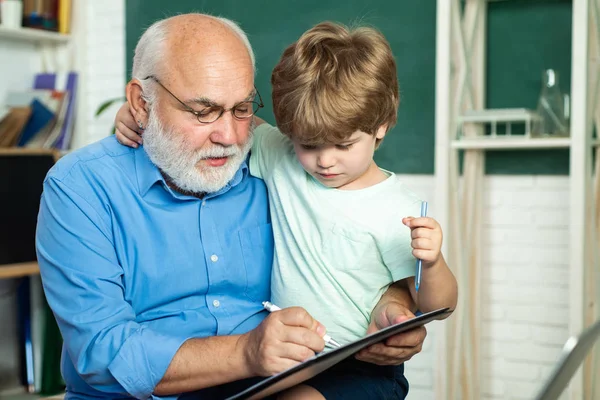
116 122 143 144
411 238 432 250
410 228 432 239
404 217 436 229
412 248 436 260
115 130 139 148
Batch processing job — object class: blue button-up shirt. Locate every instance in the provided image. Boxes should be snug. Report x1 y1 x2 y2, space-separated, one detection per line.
36 136 273 399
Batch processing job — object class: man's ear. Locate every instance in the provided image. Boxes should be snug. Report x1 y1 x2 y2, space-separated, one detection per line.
126 79 149 129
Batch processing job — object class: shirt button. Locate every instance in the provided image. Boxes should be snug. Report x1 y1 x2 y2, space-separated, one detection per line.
210 254 218 262
213 300 220 308
202 200 206 206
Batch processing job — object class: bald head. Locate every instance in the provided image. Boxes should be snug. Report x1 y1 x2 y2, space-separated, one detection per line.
131 13 255 106
161 15 253 86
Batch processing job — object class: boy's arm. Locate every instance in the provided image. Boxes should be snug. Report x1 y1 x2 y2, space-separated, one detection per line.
253 115 267 126
402 216 458 315
248 119 291 180
410 254 458 314
380 205 458 316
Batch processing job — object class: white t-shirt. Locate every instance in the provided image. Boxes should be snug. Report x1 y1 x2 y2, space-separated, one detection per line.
250 123 421 344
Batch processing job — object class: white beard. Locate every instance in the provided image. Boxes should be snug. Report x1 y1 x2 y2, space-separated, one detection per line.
142 111 253 194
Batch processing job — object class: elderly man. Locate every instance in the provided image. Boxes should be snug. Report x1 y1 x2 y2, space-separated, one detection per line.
36 14 426 399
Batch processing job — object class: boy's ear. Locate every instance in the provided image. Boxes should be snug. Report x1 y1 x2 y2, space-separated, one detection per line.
375 124 388 140
126 79 149 127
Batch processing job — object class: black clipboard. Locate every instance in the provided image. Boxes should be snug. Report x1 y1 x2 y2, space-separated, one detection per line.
226 307 452 400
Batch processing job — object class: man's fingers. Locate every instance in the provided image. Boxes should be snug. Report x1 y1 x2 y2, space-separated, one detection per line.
276 341 317 363
276 307 319 330
281 326 324 354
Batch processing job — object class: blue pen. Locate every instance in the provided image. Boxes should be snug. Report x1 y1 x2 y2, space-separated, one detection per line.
415 201 428 292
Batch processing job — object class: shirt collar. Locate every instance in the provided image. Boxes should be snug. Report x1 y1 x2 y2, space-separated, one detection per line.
134 147 249 198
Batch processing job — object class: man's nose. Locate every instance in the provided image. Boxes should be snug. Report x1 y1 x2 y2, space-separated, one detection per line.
211 111 239 146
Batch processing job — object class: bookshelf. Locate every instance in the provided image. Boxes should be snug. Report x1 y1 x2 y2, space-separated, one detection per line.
0 26 70 44
435 1 599 399
451 137 600 150
0 2 78 398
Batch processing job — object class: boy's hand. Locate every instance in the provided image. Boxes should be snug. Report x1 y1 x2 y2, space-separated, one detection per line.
115 102 143 148
402 216 443 267
356 301 426 365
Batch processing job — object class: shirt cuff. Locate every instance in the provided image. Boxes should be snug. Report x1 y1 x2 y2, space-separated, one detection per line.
107 327 190 399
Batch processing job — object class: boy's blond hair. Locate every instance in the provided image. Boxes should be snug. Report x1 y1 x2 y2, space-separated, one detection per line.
271 21 399 146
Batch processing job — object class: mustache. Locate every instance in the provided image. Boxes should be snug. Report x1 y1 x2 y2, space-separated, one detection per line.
195 146 239 160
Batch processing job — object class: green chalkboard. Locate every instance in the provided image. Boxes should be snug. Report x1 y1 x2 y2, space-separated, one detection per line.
125 0 572 174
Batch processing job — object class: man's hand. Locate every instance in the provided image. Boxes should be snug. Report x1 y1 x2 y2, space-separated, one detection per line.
356 300 426 365
239 307 326 376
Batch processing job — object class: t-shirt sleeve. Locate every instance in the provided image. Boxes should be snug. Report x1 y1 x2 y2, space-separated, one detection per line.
379 199 423 282
249 122 291 180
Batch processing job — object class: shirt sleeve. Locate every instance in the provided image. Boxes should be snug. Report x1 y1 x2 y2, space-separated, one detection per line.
379 200 423 282
249 122 292 180
36 176 189 399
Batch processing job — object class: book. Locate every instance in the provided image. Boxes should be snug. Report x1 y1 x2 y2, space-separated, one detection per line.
0 107 32 147
31 72 78 150
17 99 55 147
227 308 452 400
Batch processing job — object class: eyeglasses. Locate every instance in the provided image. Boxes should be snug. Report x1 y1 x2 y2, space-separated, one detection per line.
142 75 263 124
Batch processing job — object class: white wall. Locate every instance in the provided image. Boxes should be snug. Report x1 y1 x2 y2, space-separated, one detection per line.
71 0 126 148
401 175 570 400
0 0 125 393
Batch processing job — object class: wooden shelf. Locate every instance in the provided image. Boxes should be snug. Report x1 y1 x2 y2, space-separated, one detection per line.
0 26 70 44
0 147 57 156
0 148 67 161
451 137 600 150
0 262 40 280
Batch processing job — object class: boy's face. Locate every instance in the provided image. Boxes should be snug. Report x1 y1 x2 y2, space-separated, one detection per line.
292 126 387 190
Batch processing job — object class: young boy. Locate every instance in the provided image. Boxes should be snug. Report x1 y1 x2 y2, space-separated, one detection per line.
116 21 457 399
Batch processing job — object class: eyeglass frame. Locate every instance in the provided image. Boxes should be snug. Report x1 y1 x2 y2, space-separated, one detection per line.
142 75 264 124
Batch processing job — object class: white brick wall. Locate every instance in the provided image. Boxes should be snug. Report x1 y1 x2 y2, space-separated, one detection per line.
71 0 126 148
400 175 570 400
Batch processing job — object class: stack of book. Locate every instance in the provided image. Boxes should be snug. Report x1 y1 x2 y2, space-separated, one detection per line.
0 71 78 150
22 0 72 34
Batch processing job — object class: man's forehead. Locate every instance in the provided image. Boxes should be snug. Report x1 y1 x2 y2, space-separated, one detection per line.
164 63 254 103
